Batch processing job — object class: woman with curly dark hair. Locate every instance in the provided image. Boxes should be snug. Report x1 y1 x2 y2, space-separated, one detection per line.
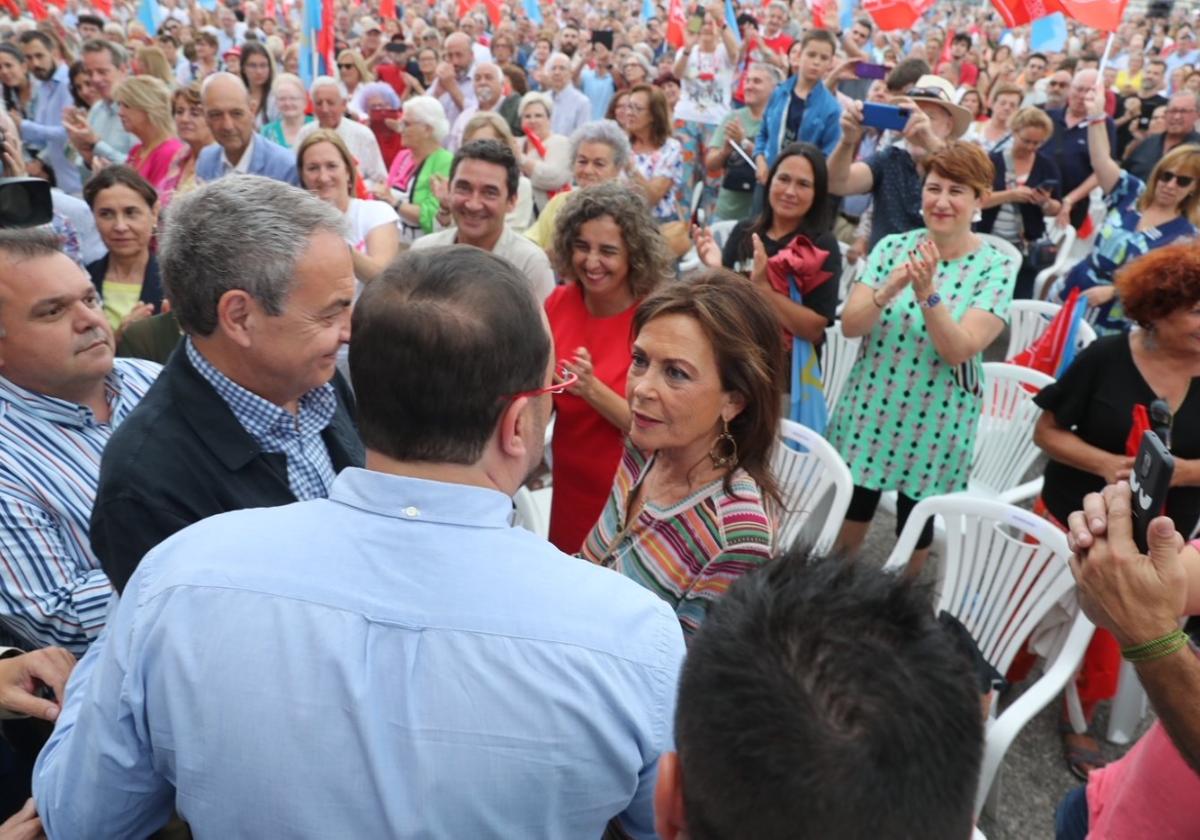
1033 239 1200 780
544 182 675 552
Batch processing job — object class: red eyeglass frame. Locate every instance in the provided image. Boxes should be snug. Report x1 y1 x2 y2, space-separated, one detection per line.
507 364 578 400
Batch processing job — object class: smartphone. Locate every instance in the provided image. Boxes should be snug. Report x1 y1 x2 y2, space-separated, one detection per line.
385 42 407 55
855 61 888 80
1129 429 1175 552
861 102 911 132
688 12 705 34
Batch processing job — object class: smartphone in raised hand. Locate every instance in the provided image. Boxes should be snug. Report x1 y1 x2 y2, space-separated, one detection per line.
1129 430 1174 552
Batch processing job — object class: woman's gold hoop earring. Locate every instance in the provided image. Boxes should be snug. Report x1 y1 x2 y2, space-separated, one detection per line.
708 417 738 470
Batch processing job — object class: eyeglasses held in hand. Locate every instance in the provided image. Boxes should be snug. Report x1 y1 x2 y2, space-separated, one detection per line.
506 365 578 400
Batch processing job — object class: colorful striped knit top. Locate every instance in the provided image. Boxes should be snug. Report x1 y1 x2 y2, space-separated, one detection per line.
581 440 775 640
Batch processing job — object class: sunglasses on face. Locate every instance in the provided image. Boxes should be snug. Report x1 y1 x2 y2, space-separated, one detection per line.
1159 170 1195 188
338 63 356 70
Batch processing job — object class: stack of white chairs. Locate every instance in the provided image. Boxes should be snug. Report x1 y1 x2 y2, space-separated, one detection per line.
1005 299 1097 361
819 325 861 420
771 419 853 556
884 496 1094 818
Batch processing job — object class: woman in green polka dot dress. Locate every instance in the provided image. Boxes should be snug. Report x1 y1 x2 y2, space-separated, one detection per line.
827 141 1016 570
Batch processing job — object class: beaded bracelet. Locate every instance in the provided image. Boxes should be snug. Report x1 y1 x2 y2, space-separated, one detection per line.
1121 629 1191 663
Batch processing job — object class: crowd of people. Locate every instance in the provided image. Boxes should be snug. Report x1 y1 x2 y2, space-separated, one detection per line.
0 0 1199 836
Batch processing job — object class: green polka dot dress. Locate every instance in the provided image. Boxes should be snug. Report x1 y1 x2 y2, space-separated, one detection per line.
827 228 1015 498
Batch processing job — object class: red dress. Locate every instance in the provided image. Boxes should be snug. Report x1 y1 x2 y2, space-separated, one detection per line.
545 284 637 554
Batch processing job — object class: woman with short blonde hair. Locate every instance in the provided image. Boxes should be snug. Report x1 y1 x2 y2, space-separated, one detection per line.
113 75 185 191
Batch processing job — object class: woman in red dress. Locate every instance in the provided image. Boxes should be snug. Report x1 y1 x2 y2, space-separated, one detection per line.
545 183 675 552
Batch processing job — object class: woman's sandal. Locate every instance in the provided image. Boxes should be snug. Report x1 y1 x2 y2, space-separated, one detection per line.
1058 718 1107 781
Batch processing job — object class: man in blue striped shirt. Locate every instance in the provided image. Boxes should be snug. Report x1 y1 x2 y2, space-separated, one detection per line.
0 231 159 655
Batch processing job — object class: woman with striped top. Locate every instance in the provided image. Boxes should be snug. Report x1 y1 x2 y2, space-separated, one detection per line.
581 270 784 639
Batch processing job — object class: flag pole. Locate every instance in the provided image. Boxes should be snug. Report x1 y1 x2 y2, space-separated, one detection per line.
1098 32 1115 76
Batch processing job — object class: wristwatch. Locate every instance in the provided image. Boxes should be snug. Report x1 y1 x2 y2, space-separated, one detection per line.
921 293 942 309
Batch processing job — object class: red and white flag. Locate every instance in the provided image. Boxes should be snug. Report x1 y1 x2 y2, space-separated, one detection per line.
862 0 935 31
989 0 1129 31
666 0 686 49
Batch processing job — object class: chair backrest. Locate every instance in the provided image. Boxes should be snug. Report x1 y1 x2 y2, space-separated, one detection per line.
1003 300 1097 360
970 362 1054 498
771 418 854 556
883 495 1075 675
512 486 548 538
710 219 737 251
835 241 864 303
819 324 861 418
978 233 1023 270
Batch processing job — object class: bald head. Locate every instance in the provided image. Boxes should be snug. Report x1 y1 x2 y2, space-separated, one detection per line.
444 32 473 73
202 73 255 159
1166 92 1200 137
1067 68 1098 117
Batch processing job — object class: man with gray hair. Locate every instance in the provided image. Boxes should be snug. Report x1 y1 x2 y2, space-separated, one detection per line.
543 53 591 137
445 62 506 152
296 76 388 188
1124 91 1200 182
195 73 298 184
89 176 365 595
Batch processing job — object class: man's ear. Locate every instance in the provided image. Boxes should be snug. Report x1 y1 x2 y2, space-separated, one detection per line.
654 751 688 840
214 289 257 349
496 395 535 460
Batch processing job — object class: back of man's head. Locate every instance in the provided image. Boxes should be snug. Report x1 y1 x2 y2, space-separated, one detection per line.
349 246 550 466
669 551 983 840
886 58 930 94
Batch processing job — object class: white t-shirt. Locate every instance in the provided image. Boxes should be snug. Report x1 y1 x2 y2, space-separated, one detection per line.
673 44 733 126
344 198 399 252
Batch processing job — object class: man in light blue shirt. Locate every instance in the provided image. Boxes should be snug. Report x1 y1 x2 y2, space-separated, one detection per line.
14 31 80 196
64 40 135 177
35 245 685 839
545 53 592 136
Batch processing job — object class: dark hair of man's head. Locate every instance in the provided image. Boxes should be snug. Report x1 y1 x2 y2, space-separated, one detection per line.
450 138 520 199
349 246 550 465
675 550 984 840
1027 51 1048 65
886 58 930 93
77 13 105 28
17 30 56 52
952 32 972 47
800 28 837 53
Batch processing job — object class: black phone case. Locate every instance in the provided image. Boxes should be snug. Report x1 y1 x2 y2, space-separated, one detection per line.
1130 431 1175 552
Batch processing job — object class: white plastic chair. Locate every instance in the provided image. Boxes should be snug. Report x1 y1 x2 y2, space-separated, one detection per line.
819 324 861 420
512 486 550 539
835 241 865 303
978 233 1023 268
678 219 738 275
1030 221 1078 301
883 496 1094 817
771 419 854 556
1004 299 1098 360
968 362 1054 506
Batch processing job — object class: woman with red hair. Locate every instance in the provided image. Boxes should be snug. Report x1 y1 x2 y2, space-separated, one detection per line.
1033 239 1200 780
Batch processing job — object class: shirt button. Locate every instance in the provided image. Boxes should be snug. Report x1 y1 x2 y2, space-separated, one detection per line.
404 506 420 517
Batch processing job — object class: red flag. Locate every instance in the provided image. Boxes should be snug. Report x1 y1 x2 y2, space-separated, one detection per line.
26 0 47 20
0 0 18 18
990 0 1127 31
379 0 395 20
44 0 65 9
317 0 335 73
862 0 935 31
1006 287 1082 385
456 0 502 26
91 0 111 15
263 0 276 19
809 0 826 28
666 0 686 48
